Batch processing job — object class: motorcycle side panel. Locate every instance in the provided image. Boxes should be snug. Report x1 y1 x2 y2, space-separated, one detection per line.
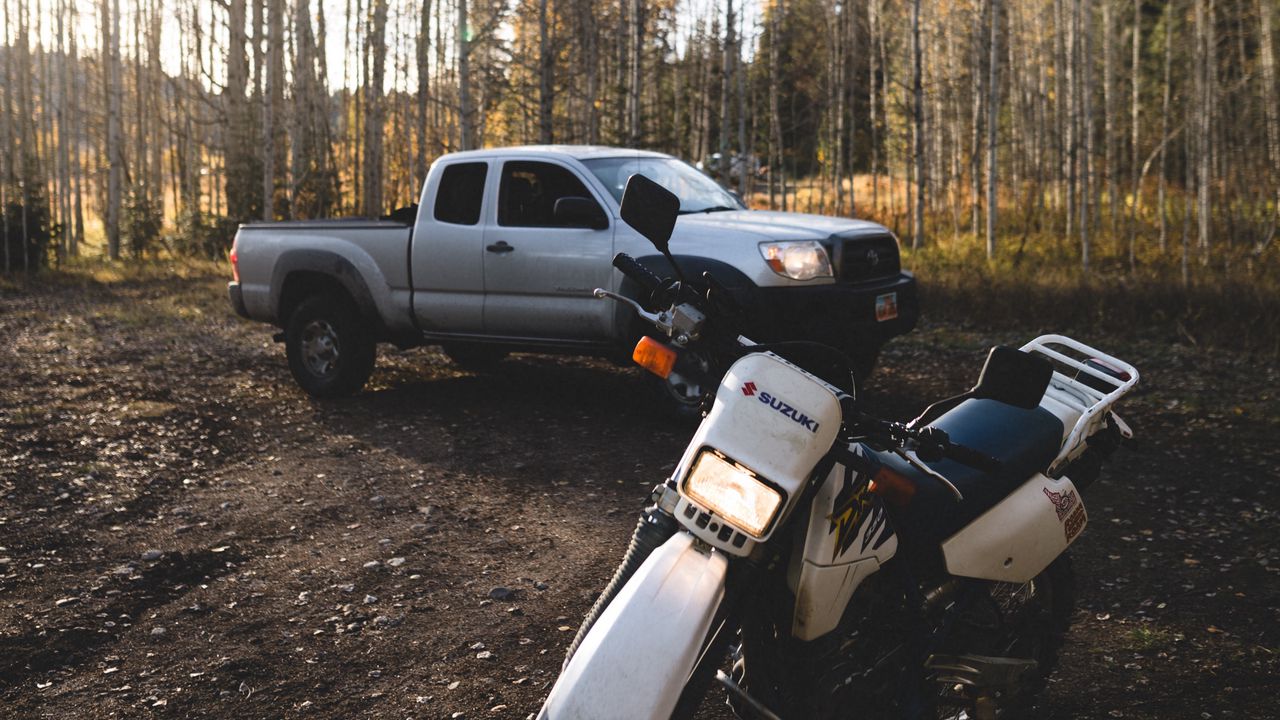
792 558 881 641
790 456 899 640
540 533 728 720
671 352 842 552
941 473 1086 584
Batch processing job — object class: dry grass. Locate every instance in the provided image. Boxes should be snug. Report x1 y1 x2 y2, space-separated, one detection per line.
750 174 1280 355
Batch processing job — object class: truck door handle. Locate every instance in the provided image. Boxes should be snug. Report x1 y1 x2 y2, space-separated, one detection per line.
485 241 514 254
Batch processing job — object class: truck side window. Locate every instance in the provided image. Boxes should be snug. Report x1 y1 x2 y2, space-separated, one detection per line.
498 161 599 228
434 162 488 225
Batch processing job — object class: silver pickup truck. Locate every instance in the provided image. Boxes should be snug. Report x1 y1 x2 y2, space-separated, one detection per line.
227 146 917 403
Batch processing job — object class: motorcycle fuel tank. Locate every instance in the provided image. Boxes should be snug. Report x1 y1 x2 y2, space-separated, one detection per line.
670 352 842 554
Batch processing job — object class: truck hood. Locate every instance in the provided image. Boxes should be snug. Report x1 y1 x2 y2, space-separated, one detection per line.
666 210 890 249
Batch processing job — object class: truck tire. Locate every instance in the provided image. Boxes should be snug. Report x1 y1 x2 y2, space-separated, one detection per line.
285 295 376 397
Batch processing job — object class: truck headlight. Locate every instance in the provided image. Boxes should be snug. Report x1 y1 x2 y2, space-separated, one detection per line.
759 241 833 281
684 450 783 538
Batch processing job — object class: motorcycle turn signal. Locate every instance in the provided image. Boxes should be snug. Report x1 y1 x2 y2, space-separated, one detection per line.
633 336 678 379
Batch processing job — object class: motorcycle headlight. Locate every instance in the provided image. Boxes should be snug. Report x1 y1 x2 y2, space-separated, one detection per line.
759 241 833 281
684 449 783 538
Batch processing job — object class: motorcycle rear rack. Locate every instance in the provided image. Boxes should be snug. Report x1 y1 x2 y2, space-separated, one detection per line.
1020 334 1139 472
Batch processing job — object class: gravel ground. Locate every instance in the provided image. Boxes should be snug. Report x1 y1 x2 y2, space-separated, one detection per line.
1 265 1277 719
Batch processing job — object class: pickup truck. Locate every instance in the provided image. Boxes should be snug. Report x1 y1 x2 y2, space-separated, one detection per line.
227 146 918 405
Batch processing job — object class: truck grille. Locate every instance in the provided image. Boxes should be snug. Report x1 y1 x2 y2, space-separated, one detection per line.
835 234 900 283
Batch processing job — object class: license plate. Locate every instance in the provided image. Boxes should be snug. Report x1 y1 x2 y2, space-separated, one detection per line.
875 292 898 322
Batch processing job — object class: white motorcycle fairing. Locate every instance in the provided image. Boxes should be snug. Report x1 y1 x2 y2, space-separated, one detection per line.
670 352 842 555
539 533 728 720
790 452 899 640
941 472 1086 583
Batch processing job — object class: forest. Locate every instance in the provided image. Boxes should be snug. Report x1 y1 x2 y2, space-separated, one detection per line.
1 0 1279 347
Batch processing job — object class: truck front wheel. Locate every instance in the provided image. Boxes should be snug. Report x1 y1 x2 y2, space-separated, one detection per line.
285 295 376 397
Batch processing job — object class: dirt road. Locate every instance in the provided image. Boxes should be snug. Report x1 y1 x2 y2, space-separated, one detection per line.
1 266 1277 718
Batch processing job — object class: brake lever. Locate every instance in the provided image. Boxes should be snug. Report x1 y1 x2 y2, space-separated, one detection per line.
593 289 672 334
891 447 965 502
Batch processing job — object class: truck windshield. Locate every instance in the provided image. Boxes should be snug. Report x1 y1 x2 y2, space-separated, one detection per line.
581 157 745 214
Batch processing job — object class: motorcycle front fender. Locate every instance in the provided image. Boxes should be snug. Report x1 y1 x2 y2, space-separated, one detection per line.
539 532 729 720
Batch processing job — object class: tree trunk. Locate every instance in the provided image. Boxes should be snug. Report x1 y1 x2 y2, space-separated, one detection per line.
1081 0 1093 272
364 0 388 216
2 0 10 271
628 0 643 144
458 0 471 150
1259 0 1280 250
769 1 783 209
1157 0 1172 252
263 0 284 220
972 0 986 235
1103 0 1117 231
912 0 926 248
538 0 553 143
719 0 734 185
105 0 123 260
416 0 432 183
986 0 1001 257
1128 0 1141 268
736 7 748 200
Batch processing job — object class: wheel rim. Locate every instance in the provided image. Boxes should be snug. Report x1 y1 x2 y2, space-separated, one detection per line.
301 319 340 377
663 353 711 407
665 370 704 406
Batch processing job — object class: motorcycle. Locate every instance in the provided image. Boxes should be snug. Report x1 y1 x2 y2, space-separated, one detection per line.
536 175 1139 720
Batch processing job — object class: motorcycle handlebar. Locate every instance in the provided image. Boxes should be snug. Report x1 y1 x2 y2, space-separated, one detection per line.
612 253 665 298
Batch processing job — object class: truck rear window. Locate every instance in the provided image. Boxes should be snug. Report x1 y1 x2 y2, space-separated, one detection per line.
434 162 488 225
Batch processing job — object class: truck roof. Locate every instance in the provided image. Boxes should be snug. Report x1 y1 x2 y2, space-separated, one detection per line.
437 145 673 163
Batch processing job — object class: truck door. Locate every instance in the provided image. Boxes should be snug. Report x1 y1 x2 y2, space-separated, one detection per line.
482 160 615 341
412 160 490 332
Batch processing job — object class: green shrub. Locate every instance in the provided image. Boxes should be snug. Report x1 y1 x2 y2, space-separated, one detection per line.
1 181 51 273
167 209 239 260
122 189 163 258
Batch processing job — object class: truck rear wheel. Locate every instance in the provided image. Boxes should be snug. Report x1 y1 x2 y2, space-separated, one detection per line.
285 295 376 397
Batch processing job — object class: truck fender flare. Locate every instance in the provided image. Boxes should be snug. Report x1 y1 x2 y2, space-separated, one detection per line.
271 249 383 332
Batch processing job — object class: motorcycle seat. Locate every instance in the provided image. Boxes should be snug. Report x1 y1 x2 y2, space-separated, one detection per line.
876 398 1065 542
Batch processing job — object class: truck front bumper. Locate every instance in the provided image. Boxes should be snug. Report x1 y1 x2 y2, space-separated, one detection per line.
227 282 250 319
748 271 919 352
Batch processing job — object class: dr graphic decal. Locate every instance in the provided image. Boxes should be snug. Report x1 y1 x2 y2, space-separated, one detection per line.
827 462 894 561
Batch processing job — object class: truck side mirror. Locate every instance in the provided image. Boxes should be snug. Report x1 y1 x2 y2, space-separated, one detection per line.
620 173 680 254
553 197 608 230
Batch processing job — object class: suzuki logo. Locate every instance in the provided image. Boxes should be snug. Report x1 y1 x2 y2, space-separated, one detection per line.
742 382 758 396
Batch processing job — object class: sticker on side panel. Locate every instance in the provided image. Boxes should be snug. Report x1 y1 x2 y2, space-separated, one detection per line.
1043 486 1078 521
875 292 899 322
1063 504 1087 543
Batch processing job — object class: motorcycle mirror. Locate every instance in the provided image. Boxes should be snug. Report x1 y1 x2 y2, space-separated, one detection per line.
620 173 680 255
971 346 1053 409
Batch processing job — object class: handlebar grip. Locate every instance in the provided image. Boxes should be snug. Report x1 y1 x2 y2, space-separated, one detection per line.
944 442 1003 475
612 253 665 296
